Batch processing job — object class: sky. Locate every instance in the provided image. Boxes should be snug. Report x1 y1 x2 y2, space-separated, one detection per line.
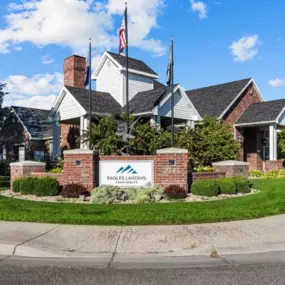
0 0 285 110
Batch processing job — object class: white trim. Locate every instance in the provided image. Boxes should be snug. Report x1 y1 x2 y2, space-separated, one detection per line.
31 137 53 141
276 105 285 125
234 121 275 127
48 86 86 120
152 85 202 121
218 78 264 120
120 67 159 79
132 111 153 116
92 51 159 80
10 107 32 140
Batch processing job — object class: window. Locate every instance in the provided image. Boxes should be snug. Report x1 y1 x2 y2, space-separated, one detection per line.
34 151 45 162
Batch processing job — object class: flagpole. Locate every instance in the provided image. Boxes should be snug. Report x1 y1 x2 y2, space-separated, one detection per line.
88 38 92 150
171 37 174 147
125 2 129 135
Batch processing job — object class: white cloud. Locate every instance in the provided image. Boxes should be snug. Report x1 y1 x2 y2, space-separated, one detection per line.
229 35 259 62
8 95 57 109
0 0 166 56
3 72 63 109
41 55 54 65
190 0 208 19
269 78 285 87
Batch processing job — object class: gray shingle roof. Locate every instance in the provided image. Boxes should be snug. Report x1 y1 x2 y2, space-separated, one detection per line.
236 99 285 125
127 86 173 114
186 78 252 118
12 106 53 139
65 86 122 115
107 51 158 76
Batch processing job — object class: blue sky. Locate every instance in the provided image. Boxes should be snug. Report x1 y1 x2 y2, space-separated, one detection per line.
0 0 285 109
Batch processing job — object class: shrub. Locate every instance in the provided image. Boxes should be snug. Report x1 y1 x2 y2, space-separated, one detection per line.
91 185 127 204
0 161 10 176
135 185 164 204
164 185 187 199
191 180 220 197
249 169 264 177
127 188 140 200
277 169 285 178
12 179 21 193
20 177 38 195
265 170 279 178
34 177 59 197
0 176 10 188
232 176 251 194
194 166 215 173
218 178 236 195
48 168 62 174
61 183 87 198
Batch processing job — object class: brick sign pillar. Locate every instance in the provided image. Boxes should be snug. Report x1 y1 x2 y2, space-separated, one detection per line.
63 149 96 190
10 161 46 188
155 148 189 190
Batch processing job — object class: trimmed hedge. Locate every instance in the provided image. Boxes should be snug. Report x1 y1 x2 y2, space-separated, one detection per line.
34 177 59 197
12 179 21 193
19 177 37 195
218 178 237 195
191 180 220 197
232 176 251 193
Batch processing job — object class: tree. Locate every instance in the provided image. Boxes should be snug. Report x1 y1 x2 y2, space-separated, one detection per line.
0 83 8 108
129 122 171 155
176 117 240 166
278 130 285 159
81 115 124 155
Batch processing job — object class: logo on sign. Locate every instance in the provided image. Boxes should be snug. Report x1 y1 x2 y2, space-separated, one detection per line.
116 165 137 174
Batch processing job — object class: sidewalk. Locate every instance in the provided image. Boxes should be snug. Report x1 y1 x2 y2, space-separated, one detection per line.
1 215 285 264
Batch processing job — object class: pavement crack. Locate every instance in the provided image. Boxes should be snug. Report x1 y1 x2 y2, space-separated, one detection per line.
108 227 123 268
12 225 61 256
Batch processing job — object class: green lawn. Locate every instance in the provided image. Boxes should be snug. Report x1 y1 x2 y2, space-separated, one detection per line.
0 179 284 225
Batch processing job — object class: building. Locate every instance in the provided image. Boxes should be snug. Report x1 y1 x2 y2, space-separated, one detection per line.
8 51 285 171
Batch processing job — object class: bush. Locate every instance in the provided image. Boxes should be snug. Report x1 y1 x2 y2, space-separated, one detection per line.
218 178 236 195
127 188 140 200
164 185 187 199
277 169 285 178
34 177 59 197
0 161 10 176
135 185 164 203
48 168 62 174
0 176 10 188
61 183 87 198
12 179 21 193
232 176 251 194
91 185 127 204
191 180 220 197
249 169 264 177
20 177 38 195
194 166 215 173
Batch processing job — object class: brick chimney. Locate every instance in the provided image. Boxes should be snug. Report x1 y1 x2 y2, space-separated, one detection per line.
64 55 86 88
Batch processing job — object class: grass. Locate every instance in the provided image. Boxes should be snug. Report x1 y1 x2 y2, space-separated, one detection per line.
0 179 284 225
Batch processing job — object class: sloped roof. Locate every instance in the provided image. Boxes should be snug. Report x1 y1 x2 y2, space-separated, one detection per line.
127 86 173 114
107 51 158 76
65 86 122 115
154 80 166 89
236 99 285 125
186 78 252 118
11 106 52 139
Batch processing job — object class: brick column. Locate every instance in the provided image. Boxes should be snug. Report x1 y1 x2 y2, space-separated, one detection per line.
155 148 189 190
63 149 96 190
10 161 46 188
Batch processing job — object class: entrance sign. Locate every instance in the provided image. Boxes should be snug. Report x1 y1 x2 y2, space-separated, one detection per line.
99 160 154 188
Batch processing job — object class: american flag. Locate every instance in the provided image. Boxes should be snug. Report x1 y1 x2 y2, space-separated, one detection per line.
119 11 127 55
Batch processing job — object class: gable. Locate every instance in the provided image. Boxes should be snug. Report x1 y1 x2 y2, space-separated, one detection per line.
186 78 254 119
57 90 85 121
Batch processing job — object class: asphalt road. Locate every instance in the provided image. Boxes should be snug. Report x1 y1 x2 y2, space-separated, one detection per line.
0 257 285 285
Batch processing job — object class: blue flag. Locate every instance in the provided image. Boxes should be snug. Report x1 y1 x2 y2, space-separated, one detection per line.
84 43 91 87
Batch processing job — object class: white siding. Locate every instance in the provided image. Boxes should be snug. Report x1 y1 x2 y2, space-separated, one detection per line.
158 90 199 120
96 58 123 106
278 109 285 126
57 92 84 121
123 72 154 105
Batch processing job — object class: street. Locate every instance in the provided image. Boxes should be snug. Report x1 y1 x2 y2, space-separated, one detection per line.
0 257 285 285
